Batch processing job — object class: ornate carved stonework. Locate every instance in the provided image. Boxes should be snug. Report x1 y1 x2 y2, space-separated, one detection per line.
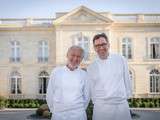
65 10 106 23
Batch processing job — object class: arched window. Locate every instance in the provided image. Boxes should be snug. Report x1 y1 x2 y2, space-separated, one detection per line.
10 71 22 94
122 38 132 59
150 69 160 93
10 41 20 62
38 41 49 62
150 37 160 59
39 71 49 94
72 32 89 60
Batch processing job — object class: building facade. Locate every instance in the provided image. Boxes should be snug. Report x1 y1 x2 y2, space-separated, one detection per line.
0 6 160 99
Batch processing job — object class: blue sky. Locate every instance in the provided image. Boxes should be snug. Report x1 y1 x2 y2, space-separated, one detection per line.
0 0 160 18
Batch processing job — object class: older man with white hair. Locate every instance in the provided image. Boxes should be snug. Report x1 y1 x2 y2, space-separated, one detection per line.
46 45 90 120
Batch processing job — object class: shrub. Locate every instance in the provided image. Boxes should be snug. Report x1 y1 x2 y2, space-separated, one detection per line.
132 100 138 107
149 102 154 108
36 104 49 116
19 103 24 108
139 102 145 107
31 103 37 108
39 104 49 110
86 101 93 120
36 107 44 116
24 103 29 108
36 103 40 108
143 102 149 108
43 110 51 118
0 96 6 109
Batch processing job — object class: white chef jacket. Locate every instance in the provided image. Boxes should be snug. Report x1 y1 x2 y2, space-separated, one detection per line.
46 66 90 120
87 53 132 120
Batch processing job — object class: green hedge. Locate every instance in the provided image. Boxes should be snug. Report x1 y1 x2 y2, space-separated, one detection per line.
1 98 159 120
0 99 46 109
128 98 160 108
0 96 6 109
0 98 160 109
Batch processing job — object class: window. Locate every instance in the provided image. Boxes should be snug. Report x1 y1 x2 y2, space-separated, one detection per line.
150 37 160 59
10 41 20 62
38 41 49 63
39 71 49 94
129 70 135 94
10 71 22 94
72 33 89 60
150 69 160 93
122 38 132 59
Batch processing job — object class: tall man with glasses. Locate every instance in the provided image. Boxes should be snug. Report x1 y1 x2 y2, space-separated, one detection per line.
87 33 132 120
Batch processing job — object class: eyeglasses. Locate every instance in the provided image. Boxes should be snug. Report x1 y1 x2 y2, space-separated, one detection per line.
94 43 107 49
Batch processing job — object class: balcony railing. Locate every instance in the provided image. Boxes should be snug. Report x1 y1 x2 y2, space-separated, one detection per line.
9 94 25 99
0 18 53 26
0 14 160 25
143 55 160 61
9 57 21 63
8 94 47 99
112 14 160 23
36 94 46 100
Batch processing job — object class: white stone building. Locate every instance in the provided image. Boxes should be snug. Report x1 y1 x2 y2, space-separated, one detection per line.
0 6 160 99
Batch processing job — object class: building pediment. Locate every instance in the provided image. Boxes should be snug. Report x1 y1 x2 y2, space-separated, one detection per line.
54 6 113 25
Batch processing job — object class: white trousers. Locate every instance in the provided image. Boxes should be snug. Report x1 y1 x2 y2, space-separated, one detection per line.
93 101 132 120
51 108 87 120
